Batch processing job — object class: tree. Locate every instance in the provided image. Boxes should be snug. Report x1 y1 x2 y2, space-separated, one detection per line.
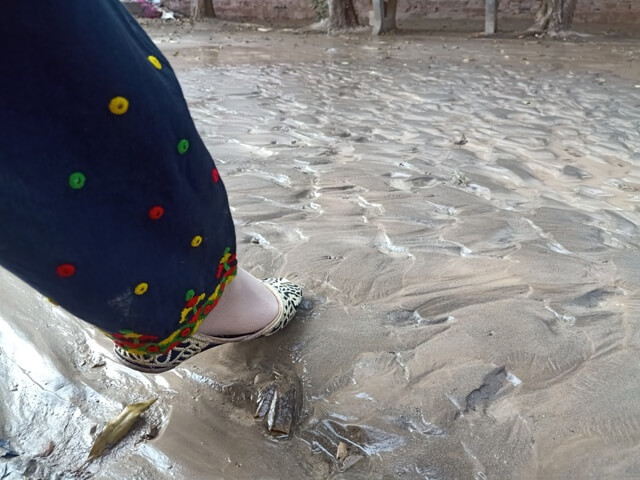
191 0 216 19
328 0 359 29
528 0 578 34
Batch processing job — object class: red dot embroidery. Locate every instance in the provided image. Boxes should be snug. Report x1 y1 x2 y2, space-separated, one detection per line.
186 296 199 308
211 168 219 183
56 264 76 278
180 327 191 337
148 206 164 220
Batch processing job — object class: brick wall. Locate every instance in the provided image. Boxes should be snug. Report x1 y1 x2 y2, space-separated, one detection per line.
189 0 314 21
396 0 536 19
163 0 640 26
572 0 638 23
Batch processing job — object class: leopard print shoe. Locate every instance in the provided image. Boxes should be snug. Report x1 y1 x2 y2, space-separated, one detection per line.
113 278 303 373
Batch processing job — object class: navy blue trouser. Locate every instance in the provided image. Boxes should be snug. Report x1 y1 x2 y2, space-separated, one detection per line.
0 1 237 354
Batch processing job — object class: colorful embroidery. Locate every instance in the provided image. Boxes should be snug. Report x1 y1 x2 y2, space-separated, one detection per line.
108 96 129 115
147 55 162 70
68 172 86 190
107 247 237 355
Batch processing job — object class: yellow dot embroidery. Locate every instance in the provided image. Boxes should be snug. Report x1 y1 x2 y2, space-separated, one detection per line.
109 96 129 115
191 235 203 247
148 55 162 70
134 282 149 295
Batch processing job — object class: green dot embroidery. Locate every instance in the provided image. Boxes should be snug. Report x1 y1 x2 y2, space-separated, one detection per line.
69 172 86 189
177 139 190 154
185 289 195 301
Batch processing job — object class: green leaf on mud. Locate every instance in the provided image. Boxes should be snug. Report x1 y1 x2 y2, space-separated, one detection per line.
88 397 157 461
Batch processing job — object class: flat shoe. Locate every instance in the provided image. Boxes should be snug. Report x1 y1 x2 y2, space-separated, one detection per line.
113 278 302 373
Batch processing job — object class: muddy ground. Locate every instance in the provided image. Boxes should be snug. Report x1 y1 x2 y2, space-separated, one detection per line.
1 19 639 479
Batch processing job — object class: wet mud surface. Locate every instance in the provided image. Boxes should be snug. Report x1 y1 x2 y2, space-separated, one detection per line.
2 21 640 479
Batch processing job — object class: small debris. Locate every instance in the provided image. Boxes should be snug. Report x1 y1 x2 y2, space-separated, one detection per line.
253 374 301 437
36 441 55 458
90 357 106 368
268 389 296 435
140 425 160 441
88 397 157 461
254 385 276 419
454 134 468 146
0 439 19 458
336 441 348 461
160 9 176 20
451 170 470 186
332 440 364 472
340 454 364 472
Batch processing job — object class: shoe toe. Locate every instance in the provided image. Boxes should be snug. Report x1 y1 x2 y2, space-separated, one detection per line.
261 278 303 334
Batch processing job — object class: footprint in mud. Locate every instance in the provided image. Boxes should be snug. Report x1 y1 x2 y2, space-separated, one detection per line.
462 366 521 416
568 287 622 309
408 175 436 188
385 309 451 327
562 164 591 180
300 419 404 473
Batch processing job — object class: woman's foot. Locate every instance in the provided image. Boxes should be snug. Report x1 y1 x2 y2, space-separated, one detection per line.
112 270 302 373
198 267 280 336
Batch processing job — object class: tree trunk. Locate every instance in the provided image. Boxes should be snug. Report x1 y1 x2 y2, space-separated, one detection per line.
328 0 359 29
191 0 216 19
528 0 577 33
